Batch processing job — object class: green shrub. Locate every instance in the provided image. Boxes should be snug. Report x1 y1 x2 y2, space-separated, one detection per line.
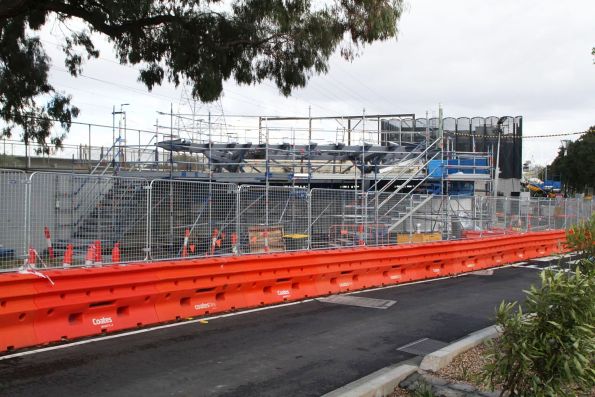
484 266 595 396
566 213 595 259
412 382 435 397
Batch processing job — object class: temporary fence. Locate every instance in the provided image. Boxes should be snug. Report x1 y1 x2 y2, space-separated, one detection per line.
0 170 28 263
0 170 593 272
149 179 237 259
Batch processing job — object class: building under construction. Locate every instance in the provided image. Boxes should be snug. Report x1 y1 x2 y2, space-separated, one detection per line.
150 113 523 195
2 111 571 271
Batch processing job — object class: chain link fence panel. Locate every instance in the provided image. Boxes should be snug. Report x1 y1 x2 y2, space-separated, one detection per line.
238 185 309 253
0 170 28 270
27 172 149 268
149 180 238 259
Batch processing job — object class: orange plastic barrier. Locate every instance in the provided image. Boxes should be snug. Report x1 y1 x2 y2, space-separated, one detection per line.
0 274 39 350
0 230 567 352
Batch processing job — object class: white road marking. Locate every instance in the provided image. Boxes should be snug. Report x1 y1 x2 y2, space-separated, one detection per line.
397 338 429 351
316 295 396 309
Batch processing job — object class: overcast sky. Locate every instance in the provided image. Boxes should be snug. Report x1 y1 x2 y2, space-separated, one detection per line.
40 0 595 165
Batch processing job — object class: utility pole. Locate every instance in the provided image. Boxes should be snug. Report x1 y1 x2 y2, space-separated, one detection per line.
308 105 312 143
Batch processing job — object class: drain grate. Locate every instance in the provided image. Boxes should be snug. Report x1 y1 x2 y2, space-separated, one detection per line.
397 338 448 356
316 295 396 310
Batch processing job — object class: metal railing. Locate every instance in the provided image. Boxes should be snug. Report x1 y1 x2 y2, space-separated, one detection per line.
0 170 592 272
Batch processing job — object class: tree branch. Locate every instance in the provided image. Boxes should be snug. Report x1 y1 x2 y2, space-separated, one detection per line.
36 1 181 37
0 0 36 19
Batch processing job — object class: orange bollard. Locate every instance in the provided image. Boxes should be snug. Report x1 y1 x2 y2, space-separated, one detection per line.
85 244 95 266
63 244 73 267
27 247 37 268
182 229 190 257
111 242 121 263
44 226 54 259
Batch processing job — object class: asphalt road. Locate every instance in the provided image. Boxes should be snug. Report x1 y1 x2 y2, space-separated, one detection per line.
0 264 548 397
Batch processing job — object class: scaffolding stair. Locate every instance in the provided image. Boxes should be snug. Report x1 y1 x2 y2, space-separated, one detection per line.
53 181 147 258
387 195 435 233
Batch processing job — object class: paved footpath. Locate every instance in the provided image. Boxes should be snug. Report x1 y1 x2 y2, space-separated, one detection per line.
0 262 551 397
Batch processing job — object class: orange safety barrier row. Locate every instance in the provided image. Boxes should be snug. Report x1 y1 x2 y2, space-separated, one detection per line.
0 230 567 352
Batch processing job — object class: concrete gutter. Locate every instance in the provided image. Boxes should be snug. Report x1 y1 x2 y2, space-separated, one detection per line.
323 324 501 397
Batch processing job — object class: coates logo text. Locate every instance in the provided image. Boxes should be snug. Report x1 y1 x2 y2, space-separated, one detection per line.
92 317 113 327
194 302 216 311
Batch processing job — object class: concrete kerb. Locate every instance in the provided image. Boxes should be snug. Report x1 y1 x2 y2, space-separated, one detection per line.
323 324 501 397
419 325 501 372
322 363 419 397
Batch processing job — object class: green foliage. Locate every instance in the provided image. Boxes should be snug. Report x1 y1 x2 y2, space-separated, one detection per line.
566 213 595 259
484 266 595 396
546 128 595 193
0 0 403 150
412 382 436 397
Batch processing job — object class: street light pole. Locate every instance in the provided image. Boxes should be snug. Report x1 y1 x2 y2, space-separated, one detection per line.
120 103 129 164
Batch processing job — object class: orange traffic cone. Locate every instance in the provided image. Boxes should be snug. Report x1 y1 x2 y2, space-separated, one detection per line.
27 247 37 268
182 229 190 257
44 226 54 259
357 224 365 246
111 242 121 263
94 240 102 266
63 244 73 267
85 244 95 266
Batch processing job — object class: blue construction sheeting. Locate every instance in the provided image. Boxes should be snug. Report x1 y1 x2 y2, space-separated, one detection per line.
428 158 490 179
542 180 562 190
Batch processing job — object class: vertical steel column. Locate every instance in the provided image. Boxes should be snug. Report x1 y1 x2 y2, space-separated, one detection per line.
208 111 213 234
408 194 413 242
563 199 567 229
478 196 483 237
307 190 312 250
525 198 531 232
472 195 477 231
236 185 241 254
517 198 521 231
577 198 580 224
548 199 552 230
506 197 508 230
145 180 153 260
446 195 451 240
265 120 269 226
24 172 33 260
363 192 368 245
88 124 92 165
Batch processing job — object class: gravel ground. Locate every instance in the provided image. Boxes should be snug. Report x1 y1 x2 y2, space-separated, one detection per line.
436 343 493 391
392 341 595 396
390 343 492 396
390 385 411 397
